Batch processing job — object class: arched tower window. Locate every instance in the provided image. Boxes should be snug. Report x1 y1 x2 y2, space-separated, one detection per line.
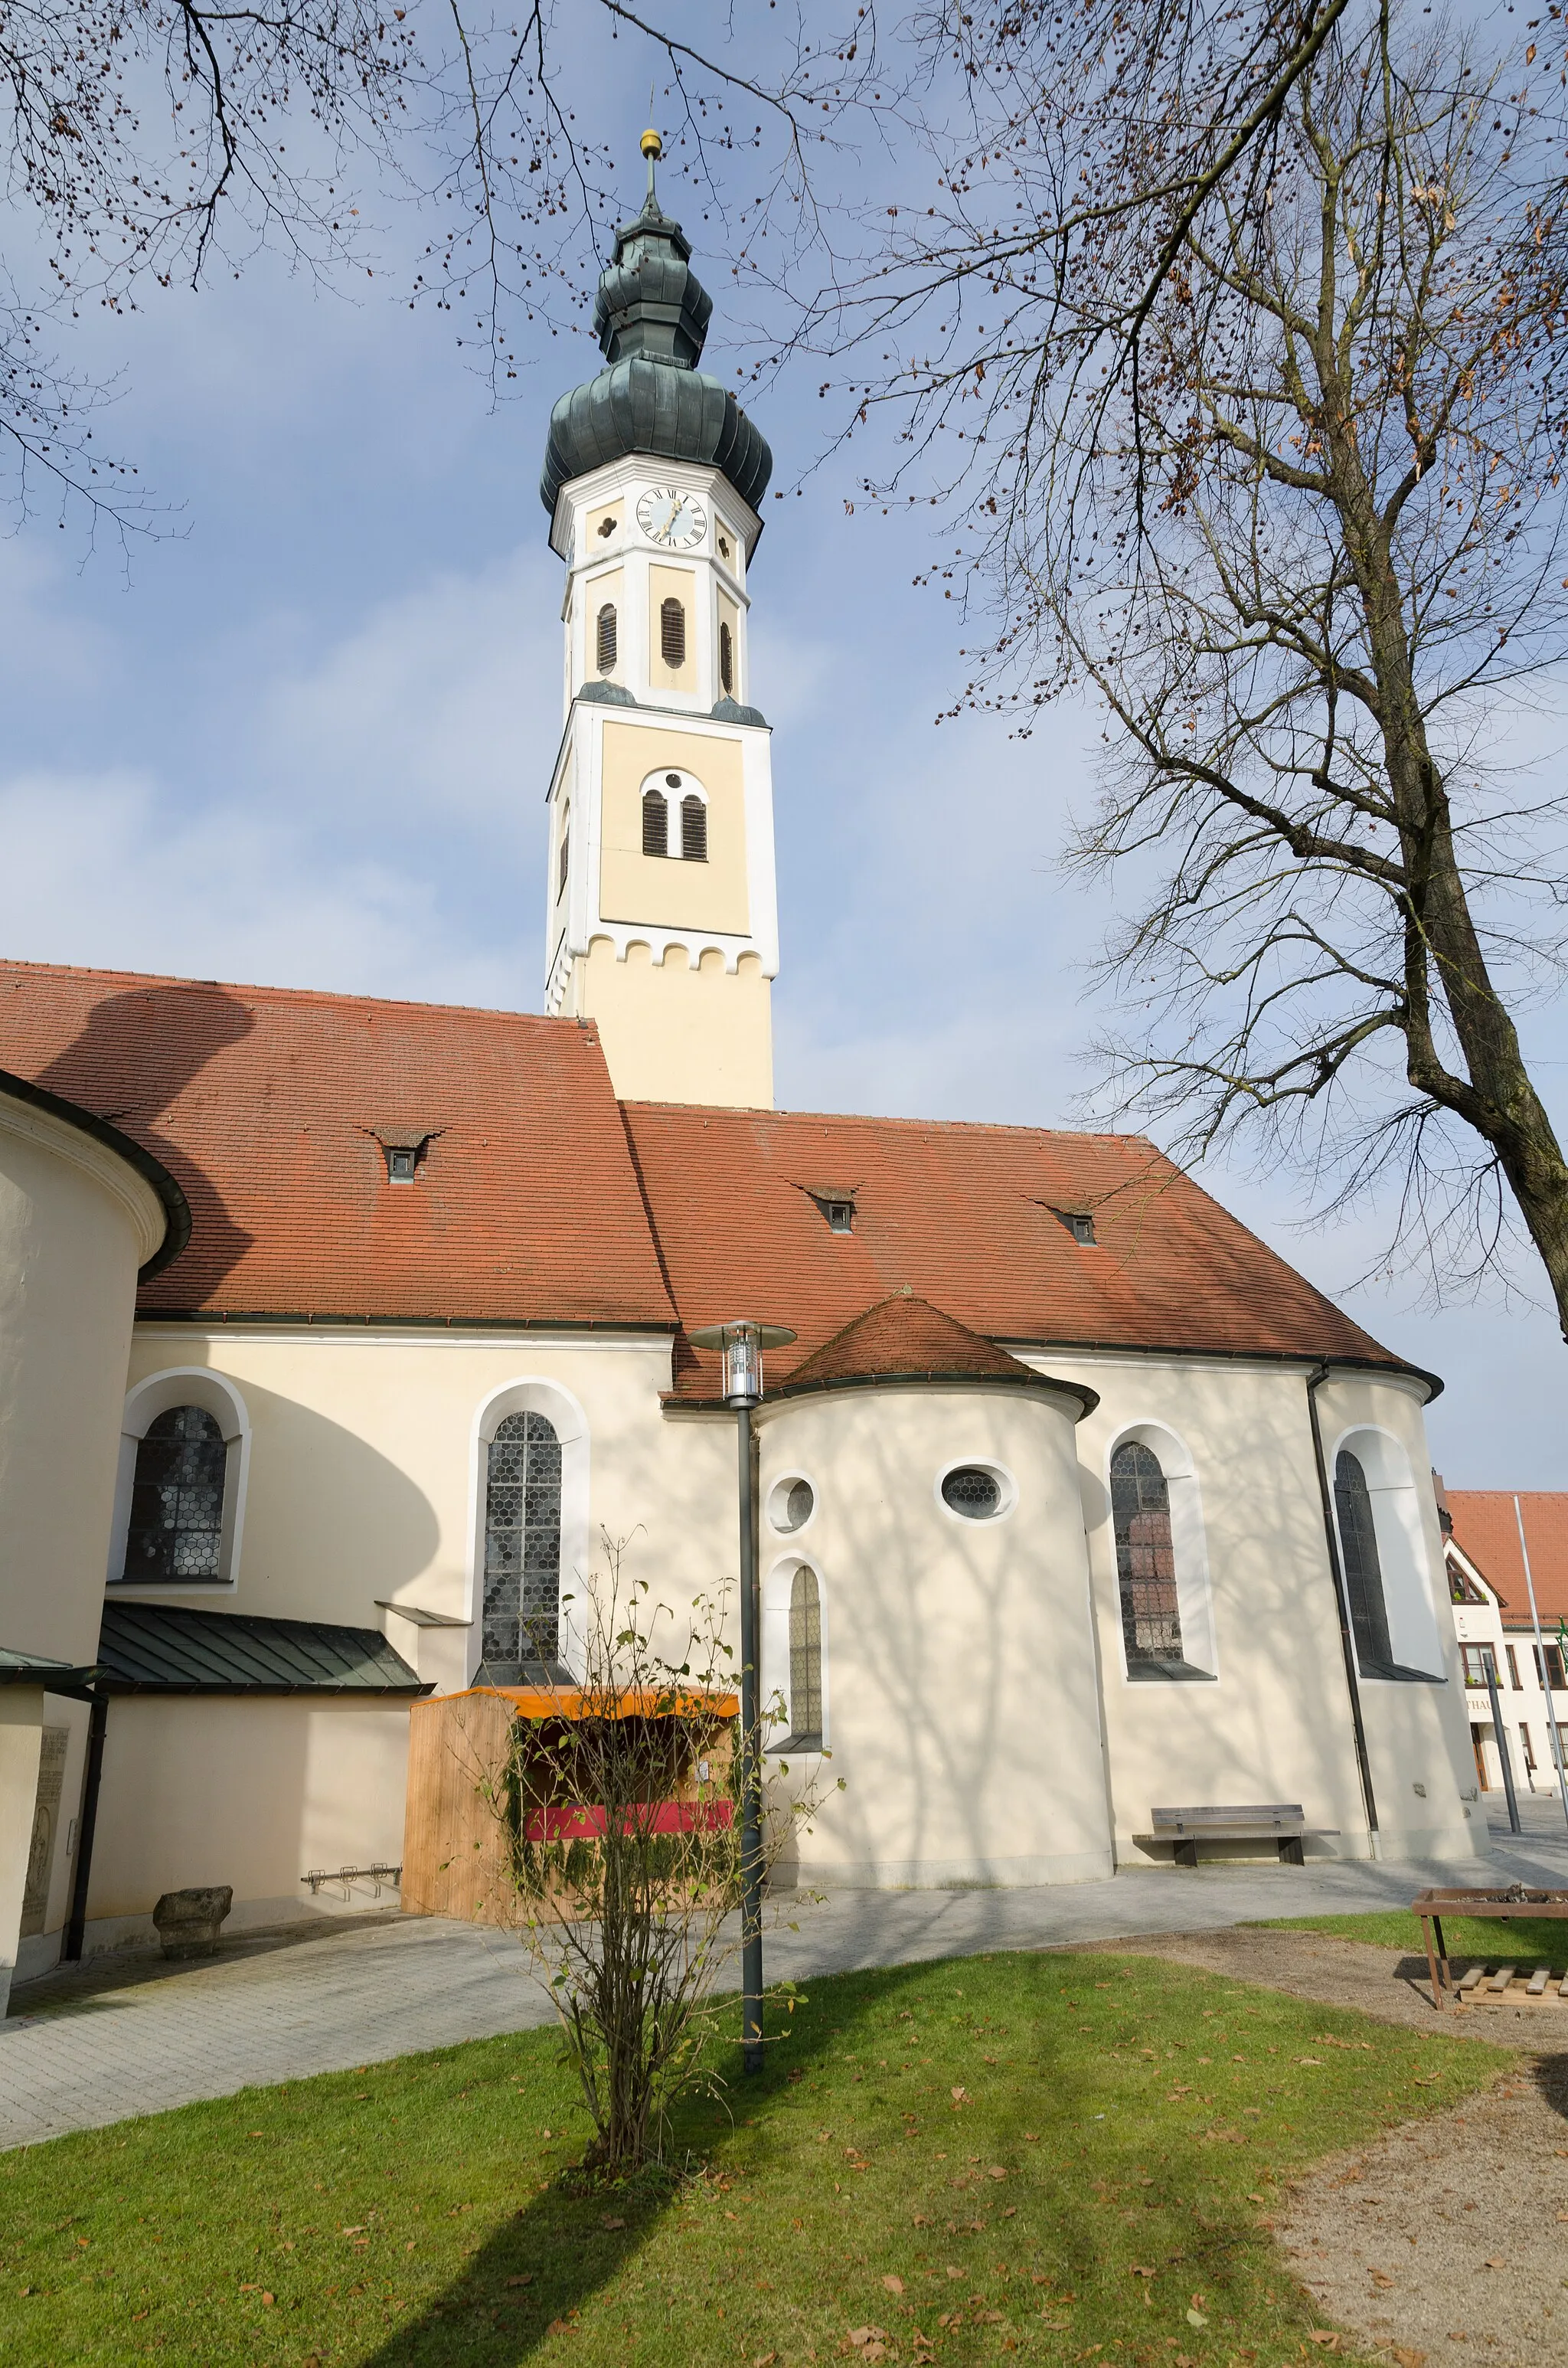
681 793 707 862
596 603 617 674
557 804 570 898
789 1567 823 1748
642 786 668 856
1111 1440 1184 1668
125 1406 227 1581
719 620 734 695
482 1411 563 1672
1334 1447 1395 1672
659 597 687 669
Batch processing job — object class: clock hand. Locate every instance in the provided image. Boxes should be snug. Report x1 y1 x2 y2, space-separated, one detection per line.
656 492 679 538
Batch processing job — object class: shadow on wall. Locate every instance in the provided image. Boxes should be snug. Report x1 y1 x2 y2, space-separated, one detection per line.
36 983 256 1300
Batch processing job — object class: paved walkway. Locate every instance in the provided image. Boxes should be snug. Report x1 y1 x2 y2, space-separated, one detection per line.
4 1801 1565 2153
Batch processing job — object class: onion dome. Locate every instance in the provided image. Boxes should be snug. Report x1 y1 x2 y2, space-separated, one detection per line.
540 136 773 520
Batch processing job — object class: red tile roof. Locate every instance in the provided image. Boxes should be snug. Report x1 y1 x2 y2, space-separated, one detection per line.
1446 1491 1568 1626
772 1292 1078 1402
618 1101 1417 1398
0 960 675 1327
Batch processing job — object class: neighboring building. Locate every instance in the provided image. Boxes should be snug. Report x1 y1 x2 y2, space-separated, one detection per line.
1439 1483 1568 1797
0 142 1485 2000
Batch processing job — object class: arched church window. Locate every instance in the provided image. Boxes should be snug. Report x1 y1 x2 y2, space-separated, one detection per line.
125 1406 227 1581
681 793 707 862
1334 1447 1395 1672
482 1411 563 1671
660 597 687 669
1111 1441 1184 1667
557 805 570 898
719 620 734 695
789 1567 823 1748
596 603 617 674
642 786 668 857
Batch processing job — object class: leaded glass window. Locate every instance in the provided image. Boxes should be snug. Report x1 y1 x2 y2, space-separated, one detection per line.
124 1406 227 1581
788 1567 822 1748
1111 1441 1184 1666
1334 1448 1394 1671
482 1411 562 1670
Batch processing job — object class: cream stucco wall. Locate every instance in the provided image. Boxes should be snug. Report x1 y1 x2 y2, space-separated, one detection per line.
570 939 773 1110
1024 1349 1481 1866
599 721 749 934
754 1382 1114 1888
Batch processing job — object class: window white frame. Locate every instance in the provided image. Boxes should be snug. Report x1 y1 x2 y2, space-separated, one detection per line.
108 1368 251 1590
766 1470 817 1538
933 1456 1018 1526
762 1553 830 1753
638 767 707 859
1104 1421 1218 1680
1328 1424 1446 1680
467 1378 590 1681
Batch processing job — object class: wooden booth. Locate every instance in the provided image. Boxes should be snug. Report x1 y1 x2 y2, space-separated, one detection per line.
402 1681 738 1926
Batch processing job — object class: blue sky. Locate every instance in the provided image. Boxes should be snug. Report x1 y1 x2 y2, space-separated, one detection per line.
1 59 1562 1487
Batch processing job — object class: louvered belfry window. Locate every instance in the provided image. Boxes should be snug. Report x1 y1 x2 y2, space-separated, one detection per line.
642 787 668 856
719 620 733 694
681 793 707 862
557 808 570 896
596 603 617 673
789 1566 823 1748
124 1406 227 1581
1111 1441 1184 1665
482 1411 562 1670
660 597 686 669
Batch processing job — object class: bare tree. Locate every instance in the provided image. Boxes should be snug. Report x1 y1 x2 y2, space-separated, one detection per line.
488 1539 831 2180
816 7 1568 1334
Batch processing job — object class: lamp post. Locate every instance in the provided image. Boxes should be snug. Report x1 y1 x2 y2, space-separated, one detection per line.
691 1316 795 2075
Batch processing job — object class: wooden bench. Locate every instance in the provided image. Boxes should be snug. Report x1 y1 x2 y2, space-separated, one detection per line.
1412 1885 1568 2010
1135 1803 1312 1867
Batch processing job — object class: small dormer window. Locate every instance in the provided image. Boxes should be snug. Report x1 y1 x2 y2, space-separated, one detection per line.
808 1194 854 1234
385 1144 420 1183
1050 1208 1096 1246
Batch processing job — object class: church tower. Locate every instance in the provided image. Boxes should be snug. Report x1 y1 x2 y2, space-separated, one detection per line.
539 132 777 1109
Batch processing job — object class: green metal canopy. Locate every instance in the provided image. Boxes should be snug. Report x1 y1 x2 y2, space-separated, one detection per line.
96 1602 427 1695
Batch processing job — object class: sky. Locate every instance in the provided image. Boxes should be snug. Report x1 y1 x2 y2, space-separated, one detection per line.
0 25 1562 1487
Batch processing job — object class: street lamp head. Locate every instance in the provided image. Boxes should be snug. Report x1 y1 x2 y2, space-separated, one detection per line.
688 1317 797 1407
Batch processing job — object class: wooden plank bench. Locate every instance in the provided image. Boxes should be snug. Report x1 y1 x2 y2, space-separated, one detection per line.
1135 1803 1312 1867
1412 1886 1568 2010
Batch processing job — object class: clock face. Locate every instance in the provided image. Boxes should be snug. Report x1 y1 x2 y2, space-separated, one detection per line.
636 487 707 549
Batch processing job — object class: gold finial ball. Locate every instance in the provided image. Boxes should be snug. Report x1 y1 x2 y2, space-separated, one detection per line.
640 127 662 161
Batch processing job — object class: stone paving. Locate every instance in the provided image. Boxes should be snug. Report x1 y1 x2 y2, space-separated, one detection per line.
3 1800 1565 2153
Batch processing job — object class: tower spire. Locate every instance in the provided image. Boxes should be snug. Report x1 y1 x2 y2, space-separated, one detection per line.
641 122 662 208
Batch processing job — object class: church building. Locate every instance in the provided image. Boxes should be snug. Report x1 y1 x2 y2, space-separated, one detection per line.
0 142 1482 2008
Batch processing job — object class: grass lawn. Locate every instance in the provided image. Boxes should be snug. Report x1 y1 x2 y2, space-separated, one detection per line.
0 1948 1503 2367
1247 1909 1568 1967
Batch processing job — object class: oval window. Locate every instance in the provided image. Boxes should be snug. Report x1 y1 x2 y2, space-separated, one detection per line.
941 1464 1003 1520
769 1476 815 1533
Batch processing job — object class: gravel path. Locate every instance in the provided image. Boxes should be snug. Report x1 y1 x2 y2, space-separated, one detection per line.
1095 1927 1568 2364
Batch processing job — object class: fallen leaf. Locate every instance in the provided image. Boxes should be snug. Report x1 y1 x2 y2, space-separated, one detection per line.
1297 2057 1322 2067
950 2086 969 2105
1002 2206 1018 2218
506 2274 534 2288
340 2226 365 2237
988 2166 1007 2181
1129 2265 1157 2279
600 2216 626 2231
1186 2307 1208 2327
883 2275 904 2295
1370 2269 1395 2288
1483 2257 1506 2270
1305 2337 1341 2351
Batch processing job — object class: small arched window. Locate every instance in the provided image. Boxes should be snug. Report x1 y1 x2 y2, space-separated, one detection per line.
596 603 617 674
642 786 668 856
557 805 570 898
1111 1440 1184 1669
681 793 707 861
660 597 687 669
126 1406 227 1581
1334 1447 1395 1673
719 620 734 694
482 1411 563 1673
788 1567 823 1748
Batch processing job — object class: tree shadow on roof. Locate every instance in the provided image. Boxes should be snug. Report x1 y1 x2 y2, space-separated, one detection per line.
36 981 256 1303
